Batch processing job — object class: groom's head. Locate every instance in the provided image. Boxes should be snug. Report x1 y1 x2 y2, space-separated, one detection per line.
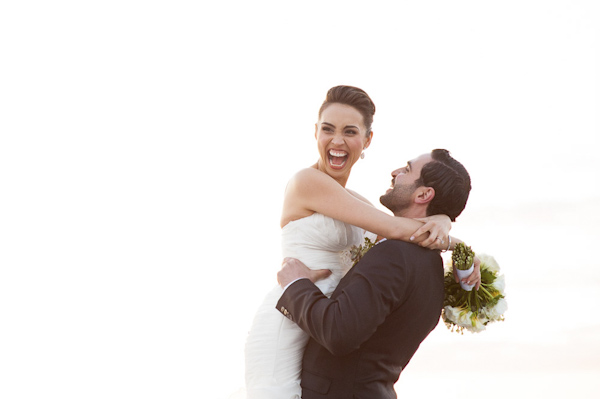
380 149 471 221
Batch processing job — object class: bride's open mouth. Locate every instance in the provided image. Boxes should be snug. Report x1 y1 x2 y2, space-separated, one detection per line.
328 149 348 169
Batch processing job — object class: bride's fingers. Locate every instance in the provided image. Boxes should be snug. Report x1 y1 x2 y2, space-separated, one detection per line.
419 235 436 248
462 263 481 289
423 239 440 249
411 222 449 249
411 222 434 241
463 276 481 290
425 227 447 248
472 259 482 290
421 233 446 249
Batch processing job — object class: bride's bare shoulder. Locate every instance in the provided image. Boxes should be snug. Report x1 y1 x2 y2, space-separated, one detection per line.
281 168 327 227
289 167 329 180
287 167 334 190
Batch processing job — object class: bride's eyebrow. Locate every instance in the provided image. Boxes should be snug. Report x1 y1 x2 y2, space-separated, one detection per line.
321 122 360 131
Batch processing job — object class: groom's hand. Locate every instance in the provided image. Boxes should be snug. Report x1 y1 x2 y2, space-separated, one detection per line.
277 257 332 288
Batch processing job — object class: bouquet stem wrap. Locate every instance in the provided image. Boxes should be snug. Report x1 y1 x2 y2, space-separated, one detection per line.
456 263 475 291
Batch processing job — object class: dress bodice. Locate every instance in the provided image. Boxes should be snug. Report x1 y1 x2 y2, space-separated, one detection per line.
281 213 365 297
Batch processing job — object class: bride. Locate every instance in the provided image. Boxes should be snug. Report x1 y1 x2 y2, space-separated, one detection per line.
244 86 477 399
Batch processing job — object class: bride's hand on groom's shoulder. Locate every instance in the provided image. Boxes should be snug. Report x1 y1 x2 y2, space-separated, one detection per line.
411 215 451 250
277 257 332 288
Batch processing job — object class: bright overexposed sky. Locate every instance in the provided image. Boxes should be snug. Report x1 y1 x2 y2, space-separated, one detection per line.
1 1 599 398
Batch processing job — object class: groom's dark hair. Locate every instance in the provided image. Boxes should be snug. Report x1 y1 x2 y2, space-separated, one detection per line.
416 149 471 221
318 85 376 134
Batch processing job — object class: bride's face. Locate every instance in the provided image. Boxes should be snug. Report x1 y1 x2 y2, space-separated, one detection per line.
314 103 372 183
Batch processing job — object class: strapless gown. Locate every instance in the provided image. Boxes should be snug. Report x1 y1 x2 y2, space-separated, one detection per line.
244 213 369 399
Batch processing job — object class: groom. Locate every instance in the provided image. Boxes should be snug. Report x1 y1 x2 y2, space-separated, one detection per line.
276 149 472 398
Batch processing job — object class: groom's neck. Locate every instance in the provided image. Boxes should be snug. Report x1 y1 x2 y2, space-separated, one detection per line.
394 207 427 219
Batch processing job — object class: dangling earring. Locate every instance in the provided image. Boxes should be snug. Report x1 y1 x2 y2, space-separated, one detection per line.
360 151 365 159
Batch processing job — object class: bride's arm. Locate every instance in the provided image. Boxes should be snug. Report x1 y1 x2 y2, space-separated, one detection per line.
345 188 373 206
284 168 449 248
347 189 450 244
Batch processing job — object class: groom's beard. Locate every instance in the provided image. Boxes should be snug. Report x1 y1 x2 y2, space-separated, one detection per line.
380 183 416 216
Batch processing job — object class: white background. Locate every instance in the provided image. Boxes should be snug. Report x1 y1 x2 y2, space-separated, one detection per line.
1 1 599 398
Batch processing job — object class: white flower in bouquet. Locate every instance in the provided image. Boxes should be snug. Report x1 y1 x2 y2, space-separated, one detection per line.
457 311 472 328
477 253 500 273
443 306 461 325
442 248 507 334
483 298 508 321
469 313 488 333
451 309 488 333
492 274 506 293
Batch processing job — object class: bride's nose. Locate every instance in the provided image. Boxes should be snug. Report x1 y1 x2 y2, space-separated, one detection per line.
331 133 344 145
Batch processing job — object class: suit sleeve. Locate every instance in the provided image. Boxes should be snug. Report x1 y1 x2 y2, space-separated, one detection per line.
276 241 411 356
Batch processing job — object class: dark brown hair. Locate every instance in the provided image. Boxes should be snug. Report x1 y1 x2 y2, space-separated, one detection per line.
318 85 376 134
416 149 472 221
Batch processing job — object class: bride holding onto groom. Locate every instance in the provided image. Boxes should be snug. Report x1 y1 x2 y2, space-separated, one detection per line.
243 86 479 398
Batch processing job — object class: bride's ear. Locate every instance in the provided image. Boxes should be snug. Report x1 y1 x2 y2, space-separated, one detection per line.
364 131 373 149
415 187 435 205
314 123 318 139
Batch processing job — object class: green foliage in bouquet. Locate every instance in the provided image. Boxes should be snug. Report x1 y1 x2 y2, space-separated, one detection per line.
452 242 475 270
442 253 507 334
350 237 377 266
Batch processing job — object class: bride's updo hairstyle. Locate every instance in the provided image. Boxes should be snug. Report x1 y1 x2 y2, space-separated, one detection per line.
318 85 376 135
417 149 472 222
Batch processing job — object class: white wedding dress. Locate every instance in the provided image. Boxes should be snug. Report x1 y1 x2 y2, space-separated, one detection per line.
243 213 369 399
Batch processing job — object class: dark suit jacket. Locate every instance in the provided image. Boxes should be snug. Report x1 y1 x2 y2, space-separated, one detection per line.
276 240 444 399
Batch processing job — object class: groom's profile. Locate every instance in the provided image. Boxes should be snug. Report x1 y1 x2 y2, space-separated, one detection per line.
276 149 472 398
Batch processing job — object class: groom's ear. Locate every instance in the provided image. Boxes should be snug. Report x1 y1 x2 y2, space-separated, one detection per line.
415 187 435 205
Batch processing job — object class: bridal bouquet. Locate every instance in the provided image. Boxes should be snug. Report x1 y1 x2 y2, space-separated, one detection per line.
442 243 507 334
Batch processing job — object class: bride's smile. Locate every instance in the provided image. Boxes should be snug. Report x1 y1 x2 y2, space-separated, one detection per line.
328 149 348 169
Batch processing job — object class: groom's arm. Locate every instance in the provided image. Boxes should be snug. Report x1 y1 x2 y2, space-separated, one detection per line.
276 240 413 356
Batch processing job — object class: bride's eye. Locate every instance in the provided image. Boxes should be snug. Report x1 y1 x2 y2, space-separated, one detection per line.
345 130 357 135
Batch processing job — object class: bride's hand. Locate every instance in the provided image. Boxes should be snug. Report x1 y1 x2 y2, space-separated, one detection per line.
411 214 451 249
453 255 482 290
